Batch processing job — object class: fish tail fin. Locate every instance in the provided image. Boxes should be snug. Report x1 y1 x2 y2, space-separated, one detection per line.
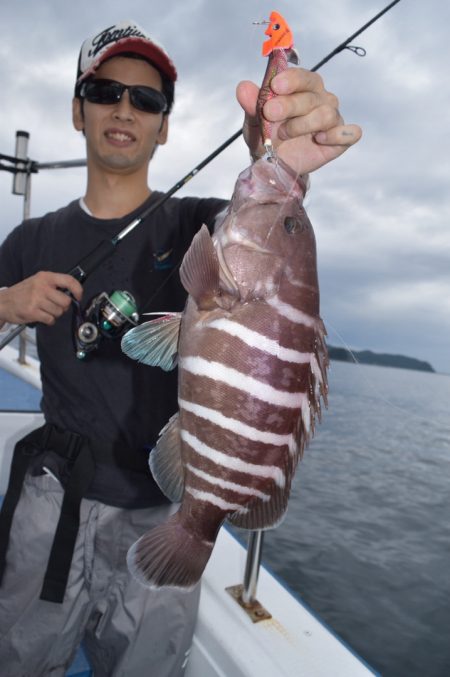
127 512 214 590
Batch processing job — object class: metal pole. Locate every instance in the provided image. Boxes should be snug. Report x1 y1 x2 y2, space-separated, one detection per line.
18 170 32 363
12 131 32 364
12 131 29 196
35 159 86 171
241 530 264 605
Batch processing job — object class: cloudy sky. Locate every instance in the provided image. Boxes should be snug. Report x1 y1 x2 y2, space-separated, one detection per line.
0 0 449 374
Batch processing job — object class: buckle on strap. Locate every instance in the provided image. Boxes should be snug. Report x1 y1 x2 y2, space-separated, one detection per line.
41 425 83 463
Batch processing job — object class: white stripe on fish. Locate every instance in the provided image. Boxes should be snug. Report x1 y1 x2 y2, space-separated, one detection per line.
266 295 317 328
180 356 307 409
180 429 286 488
179 398 297 455
186 463 271 501
185 487 249 513
207 317 314 364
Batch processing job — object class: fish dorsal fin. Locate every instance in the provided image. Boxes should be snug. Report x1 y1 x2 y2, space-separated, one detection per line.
180 224 220 310
121 313 182 371
149 412 185 502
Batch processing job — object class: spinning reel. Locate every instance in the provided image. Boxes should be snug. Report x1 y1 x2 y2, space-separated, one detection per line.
73 290 139 359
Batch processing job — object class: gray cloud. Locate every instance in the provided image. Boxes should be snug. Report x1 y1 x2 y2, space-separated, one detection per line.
0 0 449 373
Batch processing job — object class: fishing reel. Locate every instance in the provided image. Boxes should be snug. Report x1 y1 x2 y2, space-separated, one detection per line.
73 290 139 360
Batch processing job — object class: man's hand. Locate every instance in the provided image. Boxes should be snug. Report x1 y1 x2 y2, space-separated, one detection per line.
0 272 83 326
237 68 362 175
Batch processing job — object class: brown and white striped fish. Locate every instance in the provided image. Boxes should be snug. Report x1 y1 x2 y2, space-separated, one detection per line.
121 155 328 589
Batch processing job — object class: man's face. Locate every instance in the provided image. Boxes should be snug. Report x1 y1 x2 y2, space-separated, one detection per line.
72 56 169 174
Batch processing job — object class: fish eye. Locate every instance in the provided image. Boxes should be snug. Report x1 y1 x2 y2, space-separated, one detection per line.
284 216 299 234
272 23 281 30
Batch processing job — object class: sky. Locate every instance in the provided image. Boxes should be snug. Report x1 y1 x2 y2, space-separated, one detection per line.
0 0 449 373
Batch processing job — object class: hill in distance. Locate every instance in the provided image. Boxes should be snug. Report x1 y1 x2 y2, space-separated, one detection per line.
327 346 435 373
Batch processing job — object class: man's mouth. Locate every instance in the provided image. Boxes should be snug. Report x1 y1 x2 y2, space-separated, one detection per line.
105 129 136 145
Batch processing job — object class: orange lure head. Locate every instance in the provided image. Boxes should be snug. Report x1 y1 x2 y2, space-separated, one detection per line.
262 11 295 56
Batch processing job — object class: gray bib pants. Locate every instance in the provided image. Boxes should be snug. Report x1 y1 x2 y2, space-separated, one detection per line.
0 474 200 677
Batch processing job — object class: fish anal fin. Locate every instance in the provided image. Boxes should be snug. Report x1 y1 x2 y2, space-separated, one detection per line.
180 225 220 310
121 313 182 371
227 479 292 531
149 413 185 503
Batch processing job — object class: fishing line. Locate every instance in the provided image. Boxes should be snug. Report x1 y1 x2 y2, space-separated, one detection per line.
0 0 403 350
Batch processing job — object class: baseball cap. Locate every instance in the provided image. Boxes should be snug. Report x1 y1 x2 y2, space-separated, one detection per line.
75 20 177 91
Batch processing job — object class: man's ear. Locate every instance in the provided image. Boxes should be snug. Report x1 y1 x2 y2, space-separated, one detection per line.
157 115 169 146
72 97 84 131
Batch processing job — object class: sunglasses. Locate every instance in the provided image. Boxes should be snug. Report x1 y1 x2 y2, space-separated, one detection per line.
79 79 168 114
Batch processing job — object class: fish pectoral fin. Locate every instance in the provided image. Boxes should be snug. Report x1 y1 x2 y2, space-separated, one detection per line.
149 412 185 502
121 313 182 371
180 224 220 310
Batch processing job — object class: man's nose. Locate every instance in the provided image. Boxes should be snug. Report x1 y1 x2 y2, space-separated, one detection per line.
113 90 134 120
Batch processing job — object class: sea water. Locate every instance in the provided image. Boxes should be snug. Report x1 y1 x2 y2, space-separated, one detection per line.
262 361 450 677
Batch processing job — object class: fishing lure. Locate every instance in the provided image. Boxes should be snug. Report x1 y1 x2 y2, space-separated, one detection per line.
255 11 299 158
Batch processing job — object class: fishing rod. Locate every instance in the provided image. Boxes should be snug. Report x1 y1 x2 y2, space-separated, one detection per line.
311 0 402 71
0 0 402 351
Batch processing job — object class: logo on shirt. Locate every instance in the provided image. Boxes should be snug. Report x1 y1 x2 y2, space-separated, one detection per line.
153 248 174 270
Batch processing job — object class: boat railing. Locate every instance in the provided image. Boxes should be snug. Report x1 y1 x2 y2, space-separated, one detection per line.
18 329 33 365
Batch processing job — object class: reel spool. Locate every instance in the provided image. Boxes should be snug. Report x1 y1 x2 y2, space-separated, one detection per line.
75 290 139 359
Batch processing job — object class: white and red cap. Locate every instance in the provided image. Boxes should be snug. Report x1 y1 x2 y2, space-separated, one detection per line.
75 20 177 89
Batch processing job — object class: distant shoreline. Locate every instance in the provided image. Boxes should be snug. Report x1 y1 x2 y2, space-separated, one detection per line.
327 346 435 373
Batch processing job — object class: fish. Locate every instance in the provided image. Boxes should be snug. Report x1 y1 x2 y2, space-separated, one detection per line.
121 11 328 590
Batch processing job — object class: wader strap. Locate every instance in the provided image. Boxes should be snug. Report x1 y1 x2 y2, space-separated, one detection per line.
0 423 97 604
0 425 47 585
40 433 95 603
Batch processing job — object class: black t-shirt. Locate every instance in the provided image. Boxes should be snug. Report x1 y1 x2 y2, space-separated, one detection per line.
0 193 227 507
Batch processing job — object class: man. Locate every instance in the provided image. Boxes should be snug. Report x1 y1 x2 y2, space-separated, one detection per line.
0 19 361 677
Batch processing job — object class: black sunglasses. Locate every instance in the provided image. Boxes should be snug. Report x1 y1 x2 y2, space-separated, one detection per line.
79 79 168 114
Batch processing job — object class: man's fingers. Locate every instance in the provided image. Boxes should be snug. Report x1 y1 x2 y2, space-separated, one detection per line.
236 80 259 119
271 68 326 96
35 309 58 326
314 124 363 147
276 103 343 140
45 288 73 313
52 273 83 301
263 91 320 122
236 68 362 173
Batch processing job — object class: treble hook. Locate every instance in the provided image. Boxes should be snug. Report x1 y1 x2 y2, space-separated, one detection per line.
345 44 367 57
